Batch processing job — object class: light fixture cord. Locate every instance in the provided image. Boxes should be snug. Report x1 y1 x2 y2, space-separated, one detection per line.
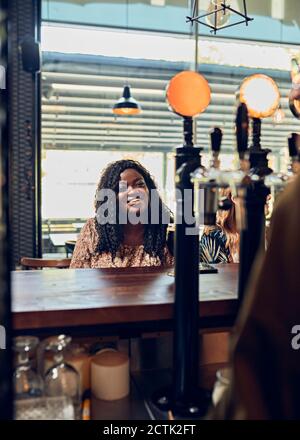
126 0 129 85
193 0 199 144
194 0 199 72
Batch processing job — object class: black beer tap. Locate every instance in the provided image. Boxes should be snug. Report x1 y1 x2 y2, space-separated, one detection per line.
236 102 249 160
237 106 272 303
210 127 222 169
152 70 212 418
288 133 300 175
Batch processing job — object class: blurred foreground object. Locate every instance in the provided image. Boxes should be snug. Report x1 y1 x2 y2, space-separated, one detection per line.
212 174 300 419
14 396 74 420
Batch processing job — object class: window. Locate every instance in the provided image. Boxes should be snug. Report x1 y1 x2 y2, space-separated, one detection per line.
41 3 299 255
41 24 194 255
42 0 300 44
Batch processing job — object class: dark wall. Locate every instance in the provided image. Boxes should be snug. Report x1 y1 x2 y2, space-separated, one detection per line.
8 0 41 268
0 0 12 420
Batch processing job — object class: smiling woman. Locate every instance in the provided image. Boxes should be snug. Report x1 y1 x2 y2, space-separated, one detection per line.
70 159 174 268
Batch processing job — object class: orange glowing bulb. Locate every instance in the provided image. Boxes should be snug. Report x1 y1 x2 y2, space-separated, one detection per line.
166 71 211 117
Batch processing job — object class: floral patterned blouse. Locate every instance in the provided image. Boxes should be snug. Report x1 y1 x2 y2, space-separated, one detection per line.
70 218 174 269
200 228 233 264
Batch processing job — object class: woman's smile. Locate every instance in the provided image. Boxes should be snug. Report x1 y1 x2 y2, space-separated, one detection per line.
127 193 141 206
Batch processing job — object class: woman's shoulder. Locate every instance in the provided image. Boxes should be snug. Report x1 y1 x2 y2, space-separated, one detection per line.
80 217 97 233
77 217 98 246
202 226 226 242
200 226 229 264
70 218 97 268
84 217 96 227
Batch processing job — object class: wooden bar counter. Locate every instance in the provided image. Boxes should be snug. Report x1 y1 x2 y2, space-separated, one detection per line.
12 264 239 335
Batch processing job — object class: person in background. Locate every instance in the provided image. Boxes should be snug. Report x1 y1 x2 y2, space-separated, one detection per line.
212 174 300 419
70 159 174 269
200 188 240 264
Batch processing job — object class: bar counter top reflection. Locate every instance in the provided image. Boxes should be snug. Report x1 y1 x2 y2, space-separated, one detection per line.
12 264 238 333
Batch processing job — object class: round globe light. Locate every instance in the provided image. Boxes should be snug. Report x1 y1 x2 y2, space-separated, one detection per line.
166 71 211 117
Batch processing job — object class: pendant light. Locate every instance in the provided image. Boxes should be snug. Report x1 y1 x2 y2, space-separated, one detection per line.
187 0 253 35
272 104 285 124
112 0 141 116
206 0 231 29
113 84 141 115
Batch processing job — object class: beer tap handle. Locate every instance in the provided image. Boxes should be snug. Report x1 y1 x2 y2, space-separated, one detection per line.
210 127 222 153
235 103 249 161
292 133 300 158
288 134 298 159
288 133 300 174
210 127 222 168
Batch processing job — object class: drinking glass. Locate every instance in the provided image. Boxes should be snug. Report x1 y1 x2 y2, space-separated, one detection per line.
13 336 44 399
44 335 80 418
212 367 230 406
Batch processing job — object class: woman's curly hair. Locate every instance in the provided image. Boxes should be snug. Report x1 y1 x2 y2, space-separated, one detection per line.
94 159 172 263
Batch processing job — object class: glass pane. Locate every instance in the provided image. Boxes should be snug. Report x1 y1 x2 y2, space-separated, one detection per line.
42 0 191 34
41 16 194 255
42 0 300 44
41 6 298 255
42 149 164 255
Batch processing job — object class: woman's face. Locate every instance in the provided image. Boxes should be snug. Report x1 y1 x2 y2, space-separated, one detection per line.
118 168 149 217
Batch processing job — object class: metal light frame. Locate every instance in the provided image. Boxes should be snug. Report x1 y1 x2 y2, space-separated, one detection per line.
187 0 253 35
